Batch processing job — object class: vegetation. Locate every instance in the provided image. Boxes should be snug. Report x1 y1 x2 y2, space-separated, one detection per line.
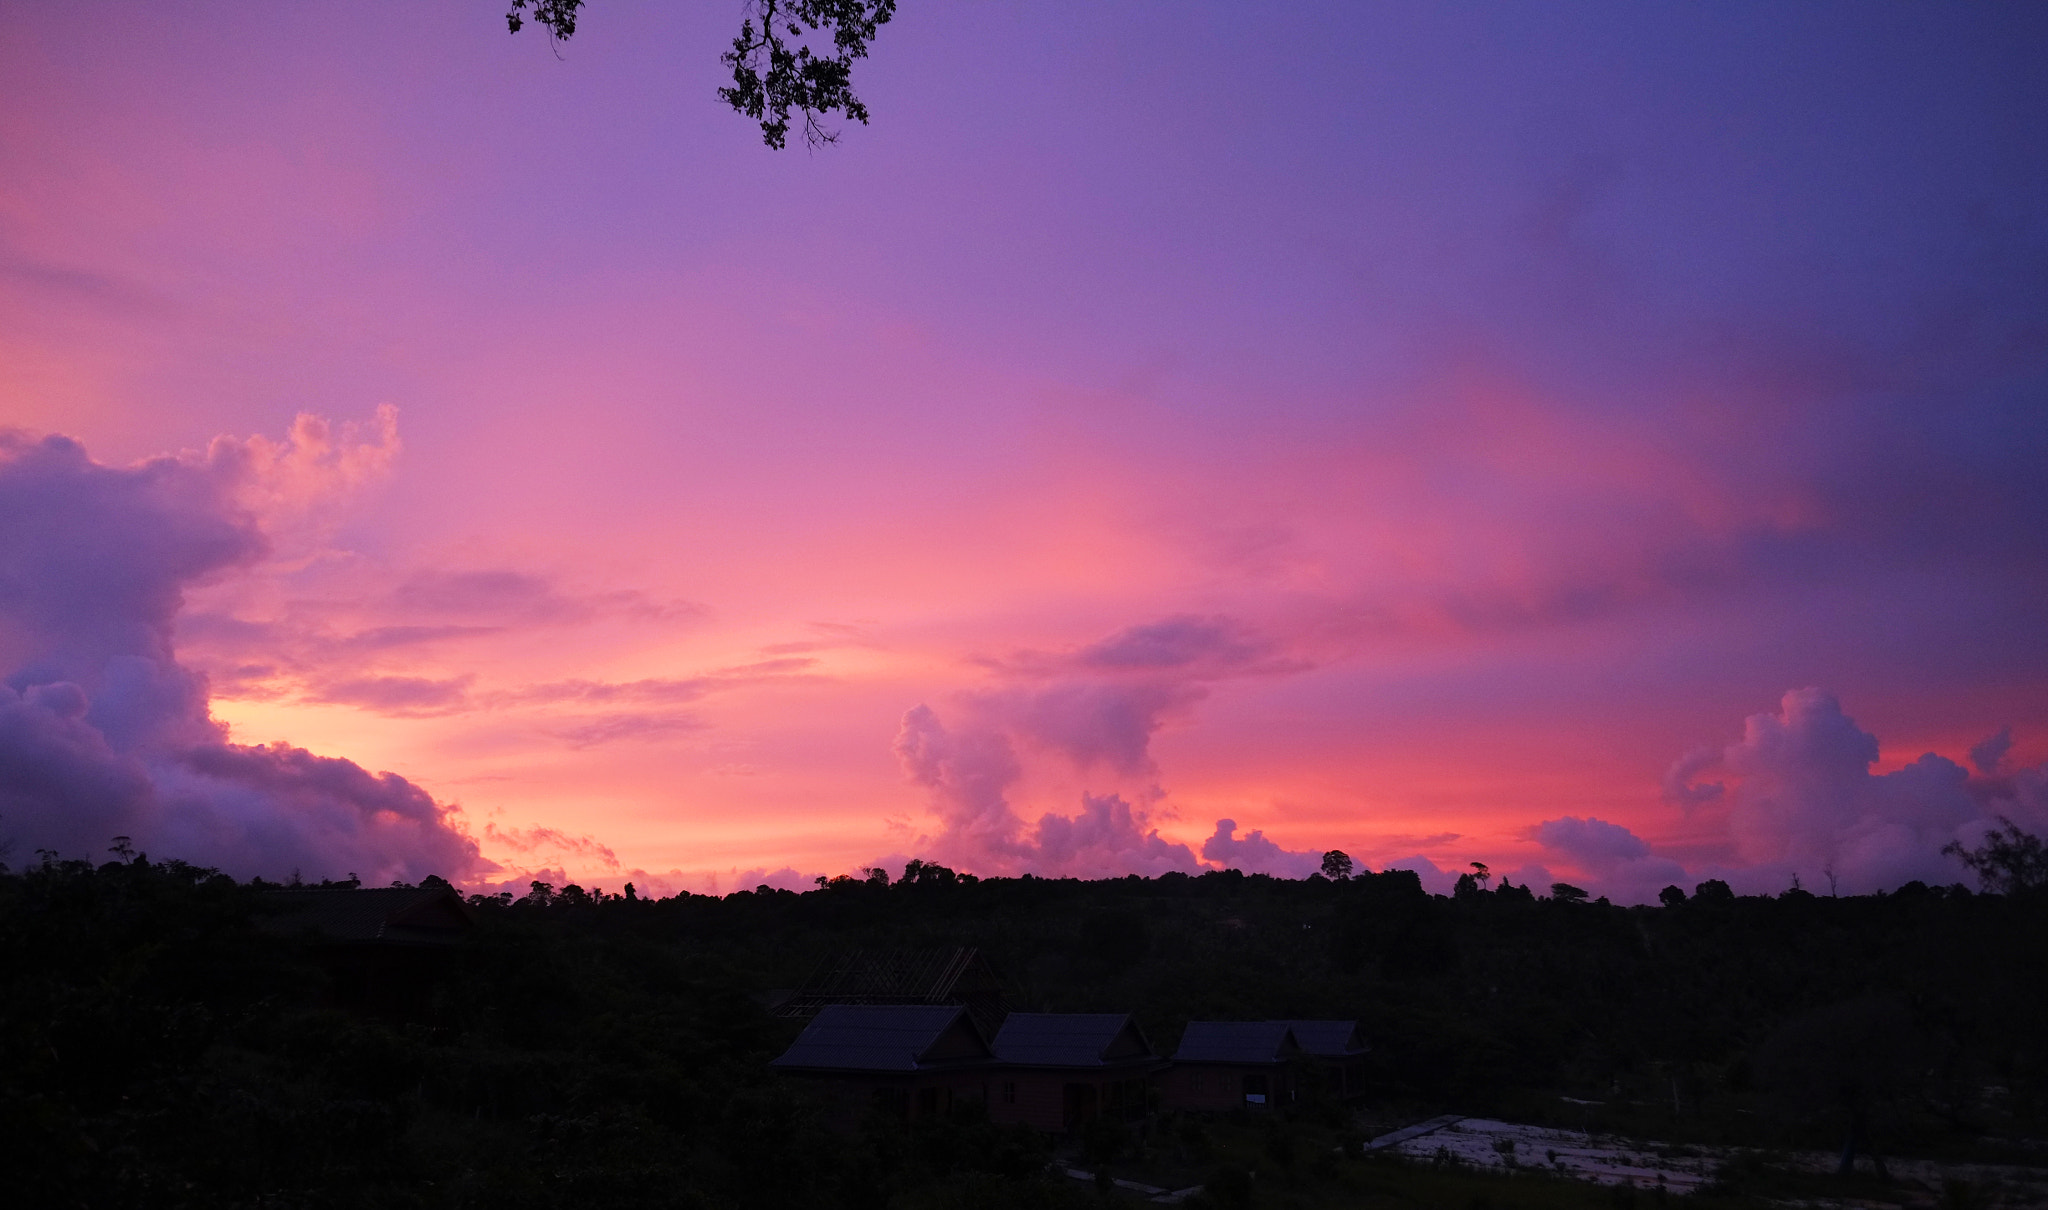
507 0 899 149
5 842 2045 1206
1944 818 2048 897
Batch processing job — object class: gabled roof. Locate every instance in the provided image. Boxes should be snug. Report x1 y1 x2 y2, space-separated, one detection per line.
261 887 474 945
1173 1021 1300 1064
992 1013 1157 1068
771 1004 994 1073
1271 1020 1367 1057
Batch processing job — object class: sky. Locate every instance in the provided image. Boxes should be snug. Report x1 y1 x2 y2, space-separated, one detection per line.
2 1 2046 901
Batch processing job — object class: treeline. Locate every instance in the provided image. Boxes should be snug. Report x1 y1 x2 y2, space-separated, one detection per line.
501 860 2047 1124
4 848 2045 1206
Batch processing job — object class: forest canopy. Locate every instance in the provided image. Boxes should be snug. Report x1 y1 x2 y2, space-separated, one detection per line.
7 833 2045 1205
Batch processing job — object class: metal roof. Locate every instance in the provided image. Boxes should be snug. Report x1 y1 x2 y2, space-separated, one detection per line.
992 1013 1156 1068
1172 1021 1299 1064
770 1003 992 1073
1271 1020 1367 1057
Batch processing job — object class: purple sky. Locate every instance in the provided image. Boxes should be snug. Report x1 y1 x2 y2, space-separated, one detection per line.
2 2 2045 899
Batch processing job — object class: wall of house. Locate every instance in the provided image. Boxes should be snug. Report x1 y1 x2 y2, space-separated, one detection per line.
1159 1064 1290 1112
790 1069 990 1130
987 1071 1154 1133
988 1070 1071 1133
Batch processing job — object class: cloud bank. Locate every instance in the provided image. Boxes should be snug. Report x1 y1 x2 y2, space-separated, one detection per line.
893 703 1197 877
1528 815 1689 904
1200 819 1323 879
1532 689 2048 902
881 612 1762 888
886 614 1318 876
0 423 483 883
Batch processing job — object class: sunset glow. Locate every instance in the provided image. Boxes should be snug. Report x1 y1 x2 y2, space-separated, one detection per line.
4 2 2045 901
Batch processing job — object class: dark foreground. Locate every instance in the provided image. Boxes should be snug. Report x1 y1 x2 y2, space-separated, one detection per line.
4 853 2045 1207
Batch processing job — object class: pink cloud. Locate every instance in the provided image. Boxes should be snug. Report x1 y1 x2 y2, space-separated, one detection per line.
309 673 476 715
1970 727 2013 776
0 424 484 884
1200 818 1321 878
884 614 1339 877
1530 815 1689 904
1657 689 2048 896
891 702 1196 877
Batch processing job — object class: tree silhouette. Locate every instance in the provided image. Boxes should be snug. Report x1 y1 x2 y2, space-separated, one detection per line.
8 839 2048 1202
507 0 898 149
1693 878 1734 903
504 0 582 40
1943 817 2048 895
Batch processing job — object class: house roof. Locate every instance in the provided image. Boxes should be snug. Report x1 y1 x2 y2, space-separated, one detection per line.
1172 1021 1300 1064
261 886 474 945
992 1013 1157 1068
770 1003 994 1073
1271 1020 1367 1057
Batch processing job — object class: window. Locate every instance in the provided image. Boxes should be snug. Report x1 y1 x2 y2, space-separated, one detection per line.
1002 1081 1016 1104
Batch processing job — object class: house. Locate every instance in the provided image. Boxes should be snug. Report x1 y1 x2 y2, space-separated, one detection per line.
988 1013 1163 1133
770 1003 995 1127
776 947 1011 1037
1160 1021 1301 1112
1271 1020 1369 1099
261 884 474 1015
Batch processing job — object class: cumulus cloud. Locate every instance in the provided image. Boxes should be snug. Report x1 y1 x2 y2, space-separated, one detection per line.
892 703 1196 877
989 679 1201 777
892 613 1336 877
1662 689 2048 895
0 424 484 883
1970 727 2013 776
1661 745 1724 807
1534 815 1650 863
886 614 1327 877
1531 815 1689 903
687 866 816 895
205 406 401 526
963 615 1294 776
1201 818 1323 878
1524 697 2048 904
1034 792 1202 877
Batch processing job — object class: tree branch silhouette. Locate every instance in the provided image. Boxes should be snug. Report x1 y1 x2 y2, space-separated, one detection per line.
506 0 897 149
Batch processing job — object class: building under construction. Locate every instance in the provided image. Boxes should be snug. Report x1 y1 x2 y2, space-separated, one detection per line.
775 946 1010 1037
